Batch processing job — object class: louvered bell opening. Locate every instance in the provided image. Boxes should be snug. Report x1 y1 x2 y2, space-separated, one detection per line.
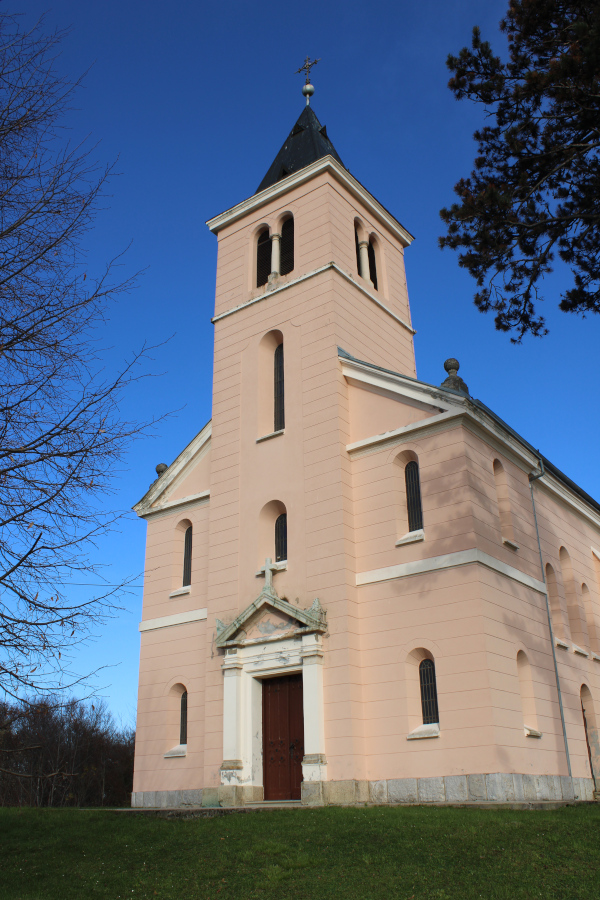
180 690 188 745
275 513 287 562
405 461 423 532
182 525 193 587
355 229 361 274
368 240 378 290
419 659 439 724
280 217 294 275
256 230 272 287
274 342 285 431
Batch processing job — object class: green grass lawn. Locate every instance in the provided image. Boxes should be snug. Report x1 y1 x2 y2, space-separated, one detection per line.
1 805 599 899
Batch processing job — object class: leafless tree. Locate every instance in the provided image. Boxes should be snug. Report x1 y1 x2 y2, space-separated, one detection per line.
0 697 134 806
0 12 155 701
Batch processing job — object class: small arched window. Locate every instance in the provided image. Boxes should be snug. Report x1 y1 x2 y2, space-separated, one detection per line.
517 650 538 733
405 460 423 532
493 459 516 547
546 563 565 638
367 238 378 290
419 659 439 724
280 217 294 275
275 513 287 562
274 342 285 431
560 546 588 646
182 525 192 587
180 690 188 745
256 228 272 287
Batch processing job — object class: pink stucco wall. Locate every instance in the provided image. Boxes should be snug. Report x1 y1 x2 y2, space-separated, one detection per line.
132 160 600 799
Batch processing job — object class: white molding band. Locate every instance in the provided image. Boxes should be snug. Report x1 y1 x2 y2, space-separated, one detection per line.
139 490 210 522
211 262 414 334
206 155 414 247
357 548 547 594
139 608 208 633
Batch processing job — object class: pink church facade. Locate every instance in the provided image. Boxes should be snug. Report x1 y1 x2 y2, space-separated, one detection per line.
131 98 600 808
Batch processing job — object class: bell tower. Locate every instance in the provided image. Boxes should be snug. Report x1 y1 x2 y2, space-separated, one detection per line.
201 77 416 799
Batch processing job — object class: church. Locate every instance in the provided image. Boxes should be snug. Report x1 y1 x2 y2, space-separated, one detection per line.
131 76 600 808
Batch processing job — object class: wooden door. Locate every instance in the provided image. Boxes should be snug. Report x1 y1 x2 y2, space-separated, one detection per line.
262 674 304 800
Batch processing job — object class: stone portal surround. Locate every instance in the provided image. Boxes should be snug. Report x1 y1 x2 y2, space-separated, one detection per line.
131 774 595 808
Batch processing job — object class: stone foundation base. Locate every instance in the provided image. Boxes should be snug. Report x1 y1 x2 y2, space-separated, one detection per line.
131 775 596 809
302 774 596 806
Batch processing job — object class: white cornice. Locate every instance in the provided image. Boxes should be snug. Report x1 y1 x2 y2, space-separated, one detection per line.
343 358 600 530
133 421 212 517
205 156 414 247
138 490 210 522
357 548 547 594
212 262 415 334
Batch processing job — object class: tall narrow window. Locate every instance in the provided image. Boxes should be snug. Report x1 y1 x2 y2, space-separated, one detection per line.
274 342 285 431
493 459 517 547
182 525 192 587
419 659 439 724
280 217 294 275
517 650 539 734
546 563 566 638
275 513 287 562
256 229 272 287
368 238 378 290
560 546 588 646
405 460 423 532
180 690 188 745
355 228 361 274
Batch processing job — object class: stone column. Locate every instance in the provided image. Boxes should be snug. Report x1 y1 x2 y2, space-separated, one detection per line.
270 233 281 277
221 655 243 772
358 240 370 283
301 633 327 783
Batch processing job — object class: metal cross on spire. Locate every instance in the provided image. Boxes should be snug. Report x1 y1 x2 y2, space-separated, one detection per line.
295 55 320 105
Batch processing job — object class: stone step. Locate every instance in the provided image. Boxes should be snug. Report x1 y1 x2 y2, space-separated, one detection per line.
244 800 303 809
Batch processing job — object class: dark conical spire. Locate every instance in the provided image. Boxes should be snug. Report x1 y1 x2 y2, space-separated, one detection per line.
256 105 344 194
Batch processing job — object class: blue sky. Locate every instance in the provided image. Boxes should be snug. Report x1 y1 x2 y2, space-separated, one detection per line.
19 1 600 726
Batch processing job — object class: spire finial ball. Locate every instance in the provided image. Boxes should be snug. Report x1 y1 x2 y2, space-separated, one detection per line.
302 82 315 99
444 358 460 376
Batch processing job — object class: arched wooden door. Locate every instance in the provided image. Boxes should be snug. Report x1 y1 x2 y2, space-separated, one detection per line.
262 674 304 801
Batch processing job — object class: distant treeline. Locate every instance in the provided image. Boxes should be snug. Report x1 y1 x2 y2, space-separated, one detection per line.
0 698 134 807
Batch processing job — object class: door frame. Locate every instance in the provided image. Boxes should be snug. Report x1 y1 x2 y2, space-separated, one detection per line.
220 632 327 798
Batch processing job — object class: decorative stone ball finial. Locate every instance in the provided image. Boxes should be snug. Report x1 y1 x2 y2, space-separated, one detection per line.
156 463 168 477
444 358 460 377
441 358 470 396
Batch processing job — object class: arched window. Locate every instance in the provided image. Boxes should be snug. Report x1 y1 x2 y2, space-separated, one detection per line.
275 513 287 562
546 563 566 639
367 238 378 290
182 525 193 587
405 460 423 532
355 228 361 274
560 546 588 646
493 459 517 547
274 342 285 431
517 650 539 735
419 659 439 724
582 584 599 653
280 217 294 275
180 690 188 745
256 228 272 287
581 685 599 786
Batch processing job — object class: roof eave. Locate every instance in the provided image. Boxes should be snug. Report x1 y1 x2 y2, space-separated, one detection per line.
206 156 414 247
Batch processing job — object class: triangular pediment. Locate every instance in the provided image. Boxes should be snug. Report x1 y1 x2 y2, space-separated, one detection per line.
215 586 326 648
133 420 212 518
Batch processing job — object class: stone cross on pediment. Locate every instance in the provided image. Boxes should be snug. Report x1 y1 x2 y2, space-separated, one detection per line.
258 557 278 595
